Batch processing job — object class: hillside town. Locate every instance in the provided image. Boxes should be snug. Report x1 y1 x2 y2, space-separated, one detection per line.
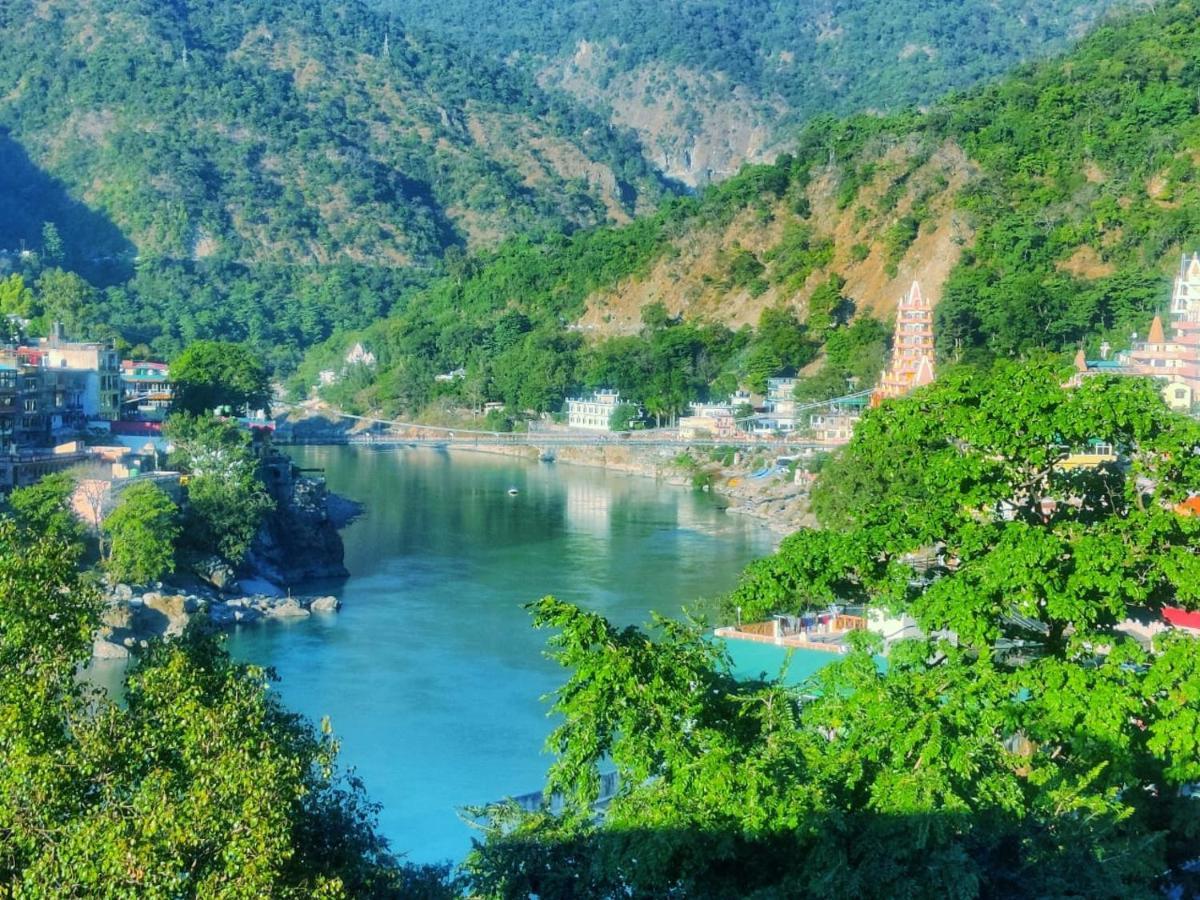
0 325 177 491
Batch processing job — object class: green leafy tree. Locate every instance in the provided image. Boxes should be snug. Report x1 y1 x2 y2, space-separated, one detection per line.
103 481 180 584
40 221 64 265
34 268 94 337
0 521 454 895
183 475 274 565
170 341 271 416
806 274 853 331
468 362 1200 897
607 402 640 431
0 273 33 320
164 414 275 564
5 472 85 551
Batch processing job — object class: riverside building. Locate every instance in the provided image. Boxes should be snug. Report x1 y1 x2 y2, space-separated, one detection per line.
1073 253 1200 412
566 389 623 431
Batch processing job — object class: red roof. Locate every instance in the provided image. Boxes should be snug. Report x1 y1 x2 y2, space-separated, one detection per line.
110 421 163 436
1163 606 1200 630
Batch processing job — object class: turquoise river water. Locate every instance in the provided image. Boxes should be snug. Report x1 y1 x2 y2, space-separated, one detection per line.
206 446 833 864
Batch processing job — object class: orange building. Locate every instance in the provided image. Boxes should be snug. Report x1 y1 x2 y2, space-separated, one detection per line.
871 281 936 406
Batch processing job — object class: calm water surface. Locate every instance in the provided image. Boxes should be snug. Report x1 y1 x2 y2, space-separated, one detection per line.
220 446 822 864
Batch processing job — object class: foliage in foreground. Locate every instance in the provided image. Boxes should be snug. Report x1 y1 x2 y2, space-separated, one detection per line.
0 520 454 896
467 364 1200 898
164 413 276 565
102 480 180 584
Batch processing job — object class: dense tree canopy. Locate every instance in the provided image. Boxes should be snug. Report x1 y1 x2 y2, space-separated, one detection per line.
3 472 85 552
0 0 669 367
164 414 275 565
377 0 1122 171
170 341 271 416
468 363 1200 897
0 519 454 896
103 481 180 584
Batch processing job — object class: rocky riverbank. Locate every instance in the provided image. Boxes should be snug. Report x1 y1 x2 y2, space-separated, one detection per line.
93 581 342 660
247 456 360 585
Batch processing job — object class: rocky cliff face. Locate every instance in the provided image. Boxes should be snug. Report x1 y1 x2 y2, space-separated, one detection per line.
540 42 785 188
245 469 358 587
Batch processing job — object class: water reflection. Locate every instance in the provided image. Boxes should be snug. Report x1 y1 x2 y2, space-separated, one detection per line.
216 447 778 863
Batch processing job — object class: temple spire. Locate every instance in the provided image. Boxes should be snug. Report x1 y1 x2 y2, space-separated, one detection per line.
871 281 936 406
1148 314 1166 345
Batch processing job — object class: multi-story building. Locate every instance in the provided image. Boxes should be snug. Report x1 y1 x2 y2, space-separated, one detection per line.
566 389 623 431
872 281 936 406
679 400 740 440
0 363 17 457
36 325 120 423
807 407 861 446
0 327 122 491
762 377 799 432
120 361 172 421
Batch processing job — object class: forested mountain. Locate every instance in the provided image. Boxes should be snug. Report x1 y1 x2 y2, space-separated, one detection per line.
0 0 669 367
306 0 1200 419
375 0 1131 185
0 0 665 268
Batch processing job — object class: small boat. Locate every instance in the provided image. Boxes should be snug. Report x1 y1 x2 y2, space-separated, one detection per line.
507 487 520 496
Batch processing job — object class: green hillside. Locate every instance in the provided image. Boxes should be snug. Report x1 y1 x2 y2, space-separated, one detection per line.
0 0 667 366
375 0 1130 184
307 0 1200 418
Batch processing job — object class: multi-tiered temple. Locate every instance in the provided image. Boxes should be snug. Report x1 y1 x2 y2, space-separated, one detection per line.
871 281 936 406
1077 254 1200 411
1127 254 1200 401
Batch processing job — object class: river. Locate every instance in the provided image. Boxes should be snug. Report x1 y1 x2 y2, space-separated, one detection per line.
219 445 824 864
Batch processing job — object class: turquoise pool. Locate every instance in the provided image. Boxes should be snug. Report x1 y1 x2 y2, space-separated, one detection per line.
722 638 840 685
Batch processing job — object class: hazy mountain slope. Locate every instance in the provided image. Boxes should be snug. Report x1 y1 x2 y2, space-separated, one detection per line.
0 0 667 275
310 0 1200 412
376 0 1133 185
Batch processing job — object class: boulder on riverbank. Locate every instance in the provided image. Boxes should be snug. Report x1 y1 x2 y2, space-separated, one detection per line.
92 582 343 658
192 555 241 594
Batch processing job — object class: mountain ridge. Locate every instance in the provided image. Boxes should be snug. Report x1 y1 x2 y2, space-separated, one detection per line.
376 0 1136 185
302 0 1200 416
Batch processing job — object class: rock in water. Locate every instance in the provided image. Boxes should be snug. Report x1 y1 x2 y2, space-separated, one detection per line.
268 598 310 618
244 466 350 584
100 601 134 630
140 593 190 637
92 637 130 660
309 595 341 613
193 555 241 594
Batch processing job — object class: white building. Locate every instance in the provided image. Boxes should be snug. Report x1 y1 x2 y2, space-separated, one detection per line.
808 408 860 446
566 389 622 431
762 377 798 432
344 342 376 368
